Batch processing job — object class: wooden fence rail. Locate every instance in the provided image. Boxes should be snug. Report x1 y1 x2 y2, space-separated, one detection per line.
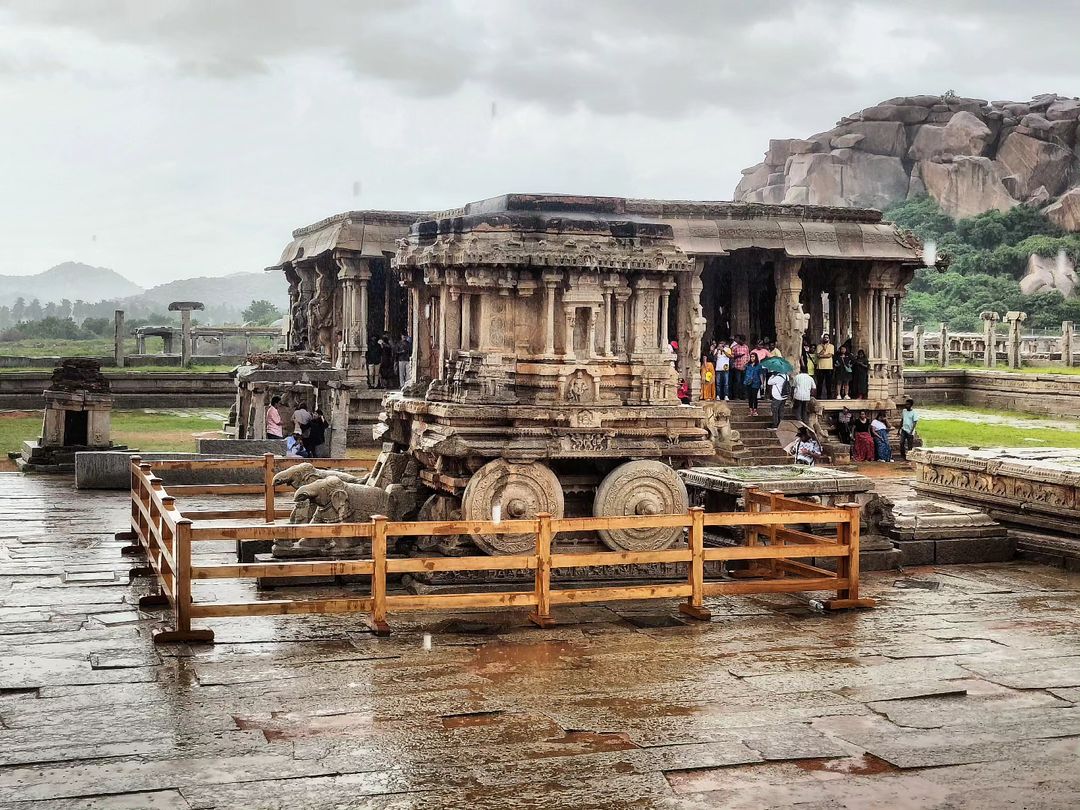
118 455 874 644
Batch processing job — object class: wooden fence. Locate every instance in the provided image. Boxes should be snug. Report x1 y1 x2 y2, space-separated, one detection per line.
119 455 874 644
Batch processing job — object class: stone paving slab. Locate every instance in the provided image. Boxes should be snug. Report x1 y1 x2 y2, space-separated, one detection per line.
1 474 1080 808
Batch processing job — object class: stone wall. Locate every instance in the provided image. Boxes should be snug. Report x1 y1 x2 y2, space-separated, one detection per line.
904 368 1080 417
0 371 235 409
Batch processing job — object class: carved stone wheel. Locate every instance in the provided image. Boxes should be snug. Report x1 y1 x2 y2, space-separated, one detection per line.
593 460 689 551
462 460 564 555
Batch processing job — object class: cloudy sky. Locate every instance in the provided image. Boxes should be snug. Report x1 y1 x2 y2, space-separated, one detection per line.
1 0 1077 285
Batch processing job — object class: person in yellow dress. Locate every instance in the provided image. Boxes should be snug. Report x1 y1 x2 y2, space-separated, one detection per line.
700 354 716 400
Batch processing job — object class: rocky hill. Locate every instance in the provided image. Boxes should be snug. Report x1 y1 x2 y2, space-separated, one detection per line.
735 93 1080 231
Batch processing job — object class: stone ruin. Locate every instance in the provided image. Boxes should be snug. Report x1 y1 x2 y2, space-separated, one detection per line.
18 358 126 473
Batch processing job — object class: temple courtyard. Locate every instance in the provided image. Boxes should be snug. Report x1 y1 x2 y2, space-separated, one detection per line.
2 473 1080 809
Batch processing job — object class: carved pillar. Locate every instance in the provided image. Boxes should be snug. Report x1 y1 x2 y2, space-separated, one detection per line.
1004 311 1027 369
835 292 851 346
913 325 925 366
614 289 630 355
938 322 949 367
562 305 578 361
296 259 316 352
629 277 660 359
892 295 903 364
773 259 805 364
437 282 449 380
980 311 998 368
542 272 560 357
601 289 614 356
460 293 472 351
180 309 192 368
586 305 598 359
730 263 750 338
676 261 706 399
1063 321 1074 367
876 290 887 364
658 287 671 351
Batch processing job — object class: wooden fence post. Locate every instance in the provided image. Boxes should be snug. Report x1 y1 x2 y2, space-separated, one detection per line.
370 515 390 636
767 490 782 578
263 453 275 523
529 512 555 628
825 502 875 610
679 506 710 621
119 455 144 554
154 517 214 643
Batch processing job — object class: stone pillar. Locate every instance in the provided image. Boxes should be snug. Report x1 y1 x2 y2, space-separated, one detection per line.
1063 321 1074 367
410 283 432 385
243 334 250 357
938 322 948 367
1004 311 1027 369
892 295 903 364
329 384 350 458
913 325 925 366
981 311 999 368
614 290 630 355
437 284 449 380
542 272 560 357
658 288 671 351
295 260 317 351
773 259 805 364
181 314 192 366
562 305 578 361
835 292 851 346
877 290 888 363
460 293 472 351
136 333 145 355
113 310 125 368
601 289 614 356
251 388 267 440
676 263 706 398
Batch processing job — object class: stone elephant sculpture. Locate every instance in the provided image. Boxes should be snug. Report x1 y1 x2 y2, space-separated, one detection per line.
274 462 365 492
292 475 391 525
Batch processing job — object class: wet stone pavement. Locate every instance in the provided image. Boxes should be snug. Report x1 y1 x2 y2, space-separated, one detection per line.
2 474 1080 809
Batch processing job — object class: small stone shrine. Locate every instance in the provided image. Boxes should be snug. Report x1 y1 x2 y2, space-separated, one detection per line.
18 358 125 473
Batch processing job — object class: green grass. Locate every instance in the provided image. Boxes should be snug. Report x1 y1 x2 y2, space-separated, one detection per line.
907 363 1080 375
917 420 1080 449
0 338 125 357
0 409 225 460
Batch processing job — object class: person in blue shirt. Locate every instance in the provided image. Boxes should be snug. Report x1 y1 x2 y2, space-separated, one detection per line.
285 429 310 458
743 354 763 416
900 399 919 461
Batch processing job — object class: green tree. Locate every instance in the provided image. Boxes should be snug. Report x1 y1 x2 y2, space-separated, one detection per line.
242 299 283 326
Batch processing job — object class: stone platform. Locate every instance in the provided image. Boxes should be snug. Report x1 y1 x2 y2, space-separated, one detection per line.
912 447 1080 538
3 472 1080 808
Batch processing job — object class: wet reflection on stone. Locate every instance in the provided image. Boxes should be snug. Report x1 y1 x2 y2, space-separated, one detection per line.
2 475 1080 807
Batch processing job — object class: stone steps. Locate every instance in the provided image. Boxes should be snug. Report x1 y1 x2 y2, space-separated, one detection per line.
1011 530 1080 572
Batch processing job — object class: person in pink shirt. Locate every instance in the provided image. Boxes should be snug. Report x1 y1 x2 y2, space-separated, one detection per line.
729 335 750 399
266 396 284 439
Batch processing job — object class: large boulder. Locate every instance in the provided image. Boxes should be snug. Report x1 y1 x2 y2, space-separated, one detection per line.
832 120 907 156
996 132 1073 199
1044 188 1080 231
907 111 992 161
833 150 909 209
1020 252 1078 297
919 157 1018 220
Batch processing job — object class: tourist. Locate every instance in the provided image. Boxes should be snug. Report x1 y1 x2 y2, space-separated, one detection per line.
815 333 835 400
767 368 788 428
835 345 853 400
872 411 893 462
852 349 870 399
837 406 853 444
768 339 782 358
266 395 284 440
792 368 816 424
852 410 875 462
900 398 919 461
700 354 716 400
396 332 412 387
800 336 816 376
730 335 749 399
792 426 823 467
714 340 730 400
366 336 381 387
285 428 310 458
379 334 395 388
303 409 328 458
292 402 312 436
677 377 690 404
751 340 770 364
743 354 763 416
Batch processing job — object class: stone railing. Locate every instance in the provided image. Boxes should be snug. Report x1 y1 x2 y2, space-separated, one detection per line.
903 368 1080 417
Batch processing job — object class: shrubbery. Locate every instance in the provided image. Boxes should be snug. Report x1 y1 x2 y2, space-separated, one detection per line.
887 198 1080 331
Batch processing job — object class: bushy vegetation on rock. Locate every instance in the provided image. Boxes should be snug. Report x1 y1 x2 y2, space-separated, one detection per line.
888 197 1080 330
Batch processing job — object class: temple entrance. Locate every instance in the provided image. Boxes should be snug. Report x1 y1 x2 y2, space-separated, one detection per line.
63 410 88 446
700 250 779 348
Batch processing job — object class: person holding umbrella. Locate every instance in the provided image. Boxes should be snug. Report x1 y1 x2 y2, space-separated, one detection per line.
742 354 763 416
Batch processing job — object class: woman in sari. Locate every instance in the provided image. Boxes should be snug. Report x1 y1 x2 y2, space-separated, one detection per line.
871 411 893 462
700 354 716 400
852 410 876 462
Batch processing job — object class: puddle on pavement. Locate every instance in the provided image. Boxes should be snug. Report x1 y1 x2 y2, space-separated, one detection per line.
794 753 898 775
467 639 585 684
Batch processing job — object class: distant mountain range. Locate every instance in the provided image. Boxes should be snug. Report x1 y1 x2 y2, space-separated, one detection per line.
0 262 287 310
